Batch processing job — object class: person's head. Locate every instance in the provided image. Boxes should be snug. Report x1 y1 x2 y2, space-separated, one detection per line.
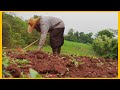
27 17 40 33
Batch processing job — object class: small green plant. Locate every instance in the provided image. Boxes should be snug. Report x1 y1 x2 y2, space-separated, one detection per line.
72 60 79 67
2 70 12 78
2 52 14 78
15 59 29 65
71 58 84 67
2 52 10 68
29 68 42 78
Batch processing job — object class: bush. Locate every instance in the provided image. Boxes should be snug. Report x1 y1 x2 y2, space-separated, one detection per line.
93 35 118 59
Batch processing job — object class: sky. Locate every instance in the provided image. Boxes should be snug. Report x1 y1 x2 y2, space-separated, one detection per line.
9 12 118 36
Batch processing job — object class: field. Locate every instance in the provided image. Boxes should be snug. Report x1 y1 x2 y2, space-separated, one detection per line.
27 40 99 58
2 40 118 78
2 13 118 79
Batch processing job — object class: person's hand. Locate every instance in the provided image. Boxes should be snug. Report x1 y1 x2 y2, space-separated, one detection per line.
37 46 41 51
37 48 41 51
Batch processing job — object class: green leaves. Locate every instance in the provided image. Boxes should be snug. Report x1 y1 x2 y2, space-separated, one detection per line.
65 29 93 44
2 13 40 48
29 68 42 78
93 35 118 59
2 52 10 68
96 29 114 38
16 59 29 65
71 58 84 67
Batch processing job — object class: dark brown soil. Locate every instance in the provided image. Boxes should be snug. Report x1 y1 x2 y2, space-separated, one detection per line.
5 50 118 78
7 64 21 78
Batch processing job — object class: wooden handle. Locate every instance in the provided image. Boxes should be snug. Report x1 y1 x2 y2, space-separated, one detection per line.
23 39 39 50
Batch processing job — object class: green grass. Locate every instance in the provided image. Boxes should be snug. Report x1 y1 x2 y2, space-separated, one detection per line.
27 40 99 58
61 40 99 57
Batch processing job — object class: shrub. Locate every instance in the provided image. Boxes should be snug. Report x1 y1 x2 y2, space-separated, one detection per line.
93 35 118 59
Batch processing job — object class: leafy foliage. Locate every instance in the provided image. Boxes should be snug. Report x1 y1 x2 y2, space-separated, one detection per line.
65 29 93 44
96 29 114 38
29 68 42 78
2 52 13 78
2 52 10 68
93 35 118 59
2 22 11 48
16 59 29 65
2 13 51 49
2 13 40 48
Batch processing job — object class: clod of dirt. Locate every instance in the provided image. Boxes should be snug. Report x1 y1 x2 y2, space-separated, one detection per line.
7 64 21 78
16 54 26 59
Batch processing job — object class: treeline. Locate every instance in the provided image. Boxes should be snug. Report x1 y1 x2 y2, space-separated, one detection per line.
64 28 93 44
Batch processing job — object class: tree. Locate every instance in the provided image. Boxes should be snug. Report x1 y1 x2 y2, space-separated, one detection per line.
86 32 93 44
109 28 118 36
65 30 94 44
68 28 74 36
96 29 114 38
74 31 79 41
78 32 84 43
66 29 77 41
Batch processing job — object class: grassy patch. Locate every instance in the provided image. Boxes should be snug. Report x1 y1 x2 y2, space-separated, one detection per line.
26 40 99 58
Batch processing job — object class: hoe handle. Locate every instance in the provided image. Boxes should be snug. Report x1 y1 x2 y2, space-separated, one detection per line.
23 39 39 50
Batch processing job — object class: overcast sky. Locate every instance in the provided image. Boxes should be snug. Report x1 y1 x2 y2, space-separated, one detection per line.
9 12 118 36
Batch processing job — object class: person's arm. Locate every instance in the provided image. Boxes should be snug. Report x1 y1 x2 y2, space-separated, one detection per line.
37 31 47 51
37 24 49 51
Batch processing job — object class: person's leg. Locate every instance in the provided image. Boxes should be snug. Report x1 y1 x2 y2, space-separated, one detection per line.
49 28 65 54
57 47 61 54
52 48 58 55
53 47 60 55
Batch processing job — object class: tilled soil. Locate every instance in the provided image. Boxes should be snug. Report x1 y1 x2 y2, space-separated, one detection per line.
5 50 118 78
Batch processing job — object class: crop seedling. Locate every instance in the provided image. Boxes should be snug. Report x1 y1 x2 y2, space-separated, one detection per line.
2 70 12 78
71 58 84 67
2 52 10 68
97 62 104 66
15 59 30 65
